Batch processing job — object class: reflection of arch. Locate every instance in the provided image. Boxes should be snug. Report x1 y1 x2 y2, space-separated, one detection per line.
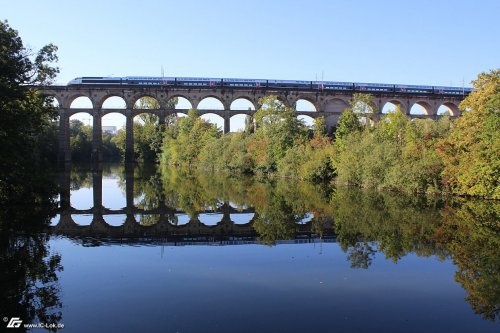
230 97 256 110
71 214 93 226
295 98 317 112
199 213 224 226
197 96 224 110
231 213 254 225
69 95 93 109
410 101 431 115
438 102 459 116
101 95 127 109
324 98 348 113
104 214 127 226
173 213 190 226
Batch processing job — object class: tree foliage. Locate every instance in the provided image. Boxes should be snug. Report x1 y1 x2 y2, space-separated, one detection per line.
160 108 221 168
437 69 500 199
0 20 60 203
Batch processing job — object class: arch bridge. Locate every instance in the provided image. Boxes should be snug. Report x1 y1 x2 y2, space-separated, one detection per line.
39 85 466 163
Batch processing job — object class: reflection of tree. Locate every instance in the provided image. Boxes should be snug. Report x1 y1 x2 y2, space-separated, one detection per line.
0 190 63 331
347 242 376 269
436 199 500 321
252 192 303 246
331 188 447 263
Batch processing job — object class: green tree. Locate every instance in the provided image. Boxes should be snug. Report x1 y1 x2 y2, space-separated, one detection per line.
437 69 500 199
313 116 327 137
0 20 60 203
251 96 309 172
69 119 92 161
161 108 221 168
334 105 362 151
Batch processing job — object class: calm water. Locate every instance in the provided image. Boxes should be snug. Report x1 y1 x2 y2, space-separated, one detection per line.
1 163 499 333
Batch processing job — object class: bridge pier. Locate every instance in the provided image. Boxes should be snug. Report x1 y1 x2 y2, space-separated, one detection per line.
125 111 134 162
223 115 230 134
92 109 103 163
58 110 71 164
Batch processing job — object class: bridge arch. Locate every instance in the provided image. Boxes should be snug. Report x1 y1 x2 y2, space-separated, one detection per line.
42 93 62 108
410 101 432 115
295 98 317 112
200 112 224 131
197 96 225 110
323 98 349 113
437 102 460 116
230 114 251 132
167 95 193 109
230 97 256 111
100 95 128 109
133 95 161 109
382 99 406 114
68 94 94 109
69 96 94 115
298 114 314 128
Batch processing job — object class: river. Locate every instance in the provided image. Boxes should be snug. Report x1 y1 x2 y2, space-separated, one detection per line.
1 163 498 332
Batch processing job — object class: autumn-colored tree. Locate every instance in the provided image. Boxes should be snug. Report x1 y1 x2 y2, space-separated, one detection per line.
437 69 500 199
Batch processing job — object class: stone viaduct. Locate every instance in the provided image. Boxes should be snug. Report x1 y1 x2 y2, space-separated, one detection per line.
39 85 466 163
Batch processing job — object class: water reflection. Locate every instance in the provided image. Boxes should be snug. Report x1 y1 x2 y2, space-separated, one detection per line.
46 164 500 323
0 188 63 331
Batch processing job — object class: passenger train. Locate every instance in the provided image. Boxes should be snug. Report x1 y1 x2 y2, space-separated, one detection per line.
67 77 473 96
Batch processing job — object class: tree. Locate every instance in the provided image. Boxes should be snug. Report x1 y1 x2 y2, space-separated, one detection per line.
0 20 59 203
437 69 500 199
160 108 221 168
251 96 309 172
313 116 326 138
334 105 362 151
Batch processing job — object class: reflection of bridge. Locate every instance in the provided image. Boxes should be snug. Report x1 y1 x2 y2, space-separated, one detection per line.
52 165 330 241
39 85 466 163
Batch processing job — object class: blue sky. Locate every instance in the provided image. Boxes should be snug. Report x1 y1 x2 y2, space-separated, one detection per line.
3 0 499 128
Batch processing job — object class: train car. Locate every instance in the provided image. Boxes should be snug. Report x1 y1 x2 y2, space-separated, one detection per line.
433 86 473 96
267 79 312 90
223 78 268 88
317 81 354 91
124 76 174 86
355 82 394 93
394 84 434 94
175 77 222 88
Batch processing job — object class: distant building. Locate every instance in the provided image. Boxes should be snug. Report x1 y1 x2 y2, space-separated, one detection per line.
102 126 117 135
